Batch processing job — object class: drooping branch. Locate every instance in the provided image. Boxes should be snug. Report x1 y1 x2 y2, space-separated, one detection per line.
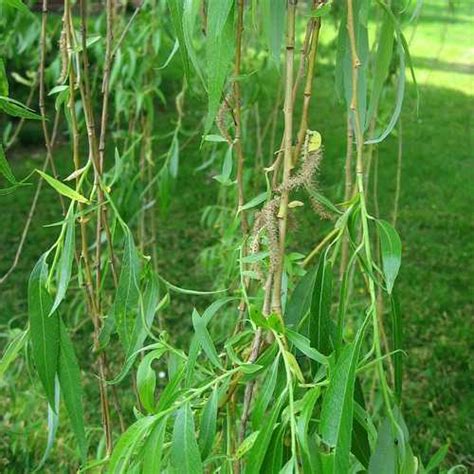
271 0 297 316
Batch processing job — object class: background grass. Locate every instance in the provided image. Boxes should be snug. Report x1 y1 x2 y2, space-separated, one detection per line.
0 0 472 470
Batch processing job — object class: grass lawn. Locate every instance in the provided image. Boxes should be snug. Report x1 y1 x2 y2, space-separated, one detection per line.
0 0 472 469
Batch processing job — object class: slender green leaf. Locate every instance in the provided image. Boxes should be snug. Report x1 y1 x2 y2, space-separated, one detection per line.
366 12 394 127
183 0 205 84
156 364 185 413
142 417 168 474
0 329 27 379
251 354 280 429
37 378 60 470
297 387 321 473
137 349 165 413
204 0 235 132
110 228 141 352
1 0 30 14
0 95 40 119
425 444 449 473
108 416 157 474
192 309 222 368
171 403 203 474
376 219 402 294
239 192 267 213
352 379 371 468
285 265 317 330
286 328 327 365
0 143 18 185
167 0 189 77
261 423 285 473
36 170 89 204
237 431 260 460
204 134 228 143
366 36 406 144
368 418 397 474
320 316 369 473
199 387 218 459
309 253 333 356
58 320 87 461
50 207 76 315
390 291 403 401
0 58 9 97
261 0 285 64
245 391 286 474
109 271 161 385
28 254 60 408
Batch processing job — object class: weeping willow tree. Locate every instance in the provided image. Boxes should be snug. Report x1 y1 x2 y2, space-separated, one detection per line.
0 0 452 472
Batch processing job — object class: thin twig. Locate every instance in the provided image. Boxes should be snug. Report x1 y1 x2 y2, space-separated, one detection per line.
271 0 297 315
233 0 249 235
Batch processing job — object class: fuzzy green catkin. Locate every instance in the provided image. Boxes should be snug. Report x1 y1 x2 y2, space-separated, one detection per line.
216 90 235 146
248 147 328 279
57 27 68 85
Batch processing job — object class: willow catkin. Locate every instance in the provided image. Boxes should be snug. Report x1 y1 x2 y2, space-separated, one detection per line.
57 27 68 85
216 89 235 146
248 146 330 280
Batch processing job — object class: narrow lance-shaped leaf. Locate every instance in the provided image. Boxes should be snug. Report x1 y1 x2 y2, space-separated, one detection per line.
297 387 321 473
28 253 60 408
261 0 285 65
261 423 285 473
285 264 317 331
108 268 160 384
376 219 402 294
50 206 76 315
58 320 87 461
0 95 41 119
366 12 395 128
1 0 31 14
356 0 369 130
320 315 370 473
368 418 397 474
0 58 9 96
245 391 286 474
351 379 371 468
0 143 18 185
390 291 403 401
136 348 166 413
199 387 218 459
109 227 141 352
0 329 28 379
142 417 168 474
186 298 234 385
425 444 449 473
36 170 89 204
251 354 280 429
204 0 235 133
156 363 186 413
171 403 203 474
366 35 406 145
192 308 222 368
309 252 333 356
167 0 190 78
287 328 328 365
36 377 60 470
108 416 157 474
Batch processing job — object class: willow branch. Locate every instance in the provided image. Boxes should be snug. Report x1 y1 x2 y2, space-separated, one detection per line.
271 0 297 315
233 0 248 235
293 14 321 163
